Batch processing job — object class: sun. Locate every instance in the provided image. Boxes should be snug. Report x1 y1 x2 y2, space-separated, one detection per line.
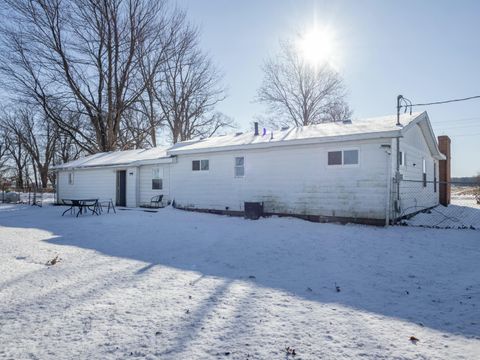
296 26 339 69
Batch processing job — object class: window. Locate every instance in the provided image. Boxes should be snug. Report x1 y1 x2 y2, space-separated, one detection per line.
399 151 406 166
422 158 427 187
328 151 342 165
68 172 74 185
234 157 245 177
192 159 209 171
328 150 359 166
152 168 162 190
343 150 358 165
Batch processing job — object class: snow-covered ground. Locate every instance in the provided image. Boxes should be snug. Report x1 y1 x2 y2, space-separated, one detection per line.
405 196 480 230
0 205 479 359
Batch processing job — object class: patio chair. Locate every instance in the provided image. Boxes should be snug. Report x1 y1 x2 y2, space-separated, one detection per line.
150 195 163 208
98 198 116 214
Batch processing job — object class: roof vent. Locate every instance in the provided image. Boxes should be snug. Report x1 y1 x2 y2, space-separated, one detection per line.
281 126 289 131
235 132 243 136
254 122 259 136
342 119 352 124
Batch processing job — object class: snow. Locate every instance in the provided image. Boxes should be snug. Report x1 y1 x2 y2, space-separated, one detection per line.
0 204 479 359
55 112 423 170
169 112 423 154
405 197 480 229
53 147 170 170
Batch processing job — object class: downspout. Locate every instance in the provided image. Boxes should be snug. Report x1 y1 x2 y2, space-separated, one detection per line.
395 96 403 222
56 170 60 204
135 166 140 207
384 144 392 226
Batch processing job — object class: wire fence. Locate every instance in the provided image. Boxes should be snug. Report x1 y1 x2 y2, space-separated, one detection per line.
0 185 56 207
391 179 480 230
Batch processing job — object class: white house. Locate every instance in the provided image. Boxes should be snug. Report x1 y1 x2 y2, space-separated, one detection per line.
55 111 446 225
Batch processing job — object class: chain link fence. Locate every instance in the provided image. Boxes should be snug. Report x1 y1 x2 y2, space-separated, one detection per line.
0 184 56 207
390 178 480 230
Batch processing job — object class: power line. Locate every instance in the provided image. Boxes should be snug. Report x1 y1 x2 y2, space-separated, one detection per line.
410 95 480 107
434 123 480 130
434 116 480 124
439 132 480 137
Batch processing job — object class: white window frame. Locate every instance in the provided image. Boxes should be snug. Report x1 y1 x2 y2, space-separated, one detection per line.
152 168 162 190
192 159 209 172
234 156 245 178
327 148 360 167
68 172 74 185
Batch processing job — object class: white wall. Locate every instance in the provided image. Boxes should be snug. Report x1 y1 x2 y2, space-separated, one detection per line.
138 164 171 206
57 168 117 203
126 167 138 207
394 124 440 215
170 139 391 220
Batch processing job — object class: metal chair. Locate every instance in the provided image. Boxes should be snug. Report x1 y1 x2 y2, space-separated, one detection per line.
150 195 163 208
98 199 116 214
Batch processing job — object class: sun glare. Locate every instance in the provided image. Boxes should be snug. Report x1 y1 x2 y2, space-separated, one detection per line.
296 27 339 70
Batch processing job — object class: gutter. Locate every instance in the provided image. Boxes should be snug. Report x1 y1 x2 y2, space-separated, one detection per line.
54 156 175 171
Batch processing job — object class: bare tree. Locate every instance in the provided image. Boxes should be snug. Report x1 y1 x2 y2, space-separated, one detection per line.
256 40 352 128
0 131 9 177
54 115 83 165
0 0 182 153
150 23 233 143
1 107 58 188
1 125 28 188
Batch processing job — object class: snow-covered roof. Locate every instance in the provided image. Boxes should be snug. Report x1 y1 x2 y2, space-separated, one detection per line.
54 147 171 170
169 112 425 155
55 111 445 170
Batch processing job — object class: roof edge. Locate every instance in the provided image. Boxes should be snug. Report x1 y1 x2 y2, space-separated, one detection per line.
167 130 401 155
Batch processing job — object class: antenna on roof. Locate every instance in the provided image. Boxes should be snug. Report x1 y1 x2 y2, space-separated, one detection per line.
396 95 412 126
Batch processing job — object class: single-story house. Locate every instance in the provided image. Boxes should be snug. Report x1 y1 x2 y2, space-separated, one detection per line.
54 111 447 225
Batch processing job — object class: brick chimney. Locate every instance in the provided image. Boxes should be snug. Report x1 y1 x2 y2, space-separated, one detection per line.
438 136 451 206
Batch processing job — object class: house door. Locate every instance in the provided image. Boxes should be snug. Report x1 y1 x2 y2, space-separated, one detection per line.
116 170 126 207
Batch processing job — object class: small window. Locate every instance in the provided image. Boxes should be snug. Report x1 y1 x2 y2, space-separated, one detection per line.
422 158 427 187
328 150 358 166
68 172 74 185
152 168 162 190
192 160 209 171
201 160 209 171
235 157 245 177
343 150 358 165
328 151 342 165
399 151 406 166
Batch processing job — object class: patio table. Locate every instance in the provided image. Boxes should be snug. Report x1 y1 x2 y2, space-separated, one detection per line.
62 198 100 217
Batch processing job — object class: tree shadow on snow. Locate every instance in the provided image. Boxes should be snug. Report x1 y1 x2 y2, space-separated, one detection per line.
1 206 479 339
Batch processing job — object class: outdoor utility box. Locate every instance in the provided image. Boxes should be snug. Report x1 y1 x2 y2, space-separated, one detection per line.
244 202 264 220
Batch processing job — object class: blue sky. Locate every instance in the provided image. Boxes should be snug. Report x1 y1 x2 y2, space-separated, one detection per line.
177 0 480 177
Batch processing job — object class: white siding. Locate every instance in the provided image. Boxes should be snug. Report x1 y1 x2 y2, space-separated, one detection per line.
126 167 139 207
138 164 171 206
170 139 391 220
394 124 439 215
57 168 117 202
